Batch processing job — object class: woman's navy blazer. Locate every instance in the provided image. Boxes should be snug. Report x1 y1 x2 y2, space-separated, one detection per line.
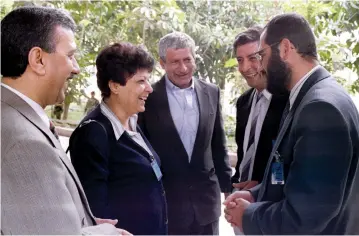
69 106 168 235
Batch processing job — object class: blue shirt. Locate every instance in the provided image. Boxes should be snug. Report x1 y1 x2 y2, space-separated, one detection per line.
165 76 199 161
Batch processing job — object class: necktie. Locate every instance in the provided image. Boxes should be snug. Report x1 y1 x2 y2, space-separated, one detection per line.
49 121 59 140
279 102 290 130
240 92 263 181
246 92 263 151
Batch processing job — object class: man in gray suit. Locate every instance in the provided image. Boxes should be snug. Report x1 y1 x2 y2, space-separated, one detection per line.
224 13 359 234
1 6 131 235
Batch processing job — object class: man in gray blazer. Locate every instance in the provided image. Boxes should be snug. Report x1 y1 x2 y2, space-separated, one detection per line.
224 13 359 234
1 6 130 235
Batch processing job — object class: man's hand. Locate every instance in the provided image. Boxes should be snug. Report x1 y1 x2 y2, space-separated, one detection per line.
223 190 255 206
232 180 258 190
224 198 251 231
95 218 133 235
116 228 133 235
95 217 118 225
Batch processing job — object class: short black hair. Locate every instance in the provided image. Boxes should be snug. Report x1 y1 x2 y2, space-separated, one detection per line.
1 6 76 78
233 26 263 51
96 42 155 98
264 13 317 60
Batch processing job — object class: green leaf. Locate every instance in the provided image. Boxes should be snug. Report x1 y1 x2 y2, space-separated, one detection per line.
79 19 91 27
224 58 237 68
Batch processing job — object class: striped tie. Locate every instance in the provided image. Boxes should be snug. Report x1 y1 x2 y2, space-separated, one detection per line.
246 92 263 151
241 92 263 181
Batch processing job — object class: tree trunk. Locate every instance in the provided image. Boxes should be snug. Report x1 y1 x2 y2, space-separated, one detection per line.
219 76 226 90
63 101 71 120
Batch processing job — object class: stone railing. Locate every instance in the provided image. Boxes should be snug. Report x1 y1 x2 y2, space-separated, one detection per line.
52 119 77 137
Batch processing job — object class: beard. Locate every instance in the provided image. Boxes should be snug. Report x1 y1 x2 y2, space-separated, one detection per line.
266 50 291 96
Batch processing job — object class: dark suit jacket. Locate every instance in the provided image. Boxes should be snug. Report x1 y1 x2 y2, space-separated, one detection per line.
69 106 168 235
243 67 359 234
138 76 232 228
231 88 288 185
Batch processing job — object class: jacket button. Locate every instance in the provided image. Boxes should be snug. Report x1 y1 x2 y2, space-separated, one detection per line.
162 191 166 196
165 219 168 224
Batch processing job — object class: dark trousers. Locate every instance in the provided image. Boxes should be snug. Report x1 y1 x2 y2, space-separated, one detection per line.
169 219 219 235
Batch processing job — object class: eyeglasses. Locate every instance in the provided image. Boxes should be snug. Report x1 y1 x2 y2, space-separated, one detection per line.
252 41 281 62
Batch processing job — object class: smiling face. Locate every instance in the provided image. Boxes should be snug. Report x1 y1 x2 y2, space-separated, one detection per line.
235 41 266 90
42 26 80 105
111 69 153 115
160 47 196 89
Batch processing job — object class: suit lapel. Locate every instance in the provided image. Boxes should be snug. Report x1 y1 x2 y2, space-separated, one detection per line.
243 89 256 123
1 86 95 220
153 77 188 158
258 67 331 200
191 79 210 161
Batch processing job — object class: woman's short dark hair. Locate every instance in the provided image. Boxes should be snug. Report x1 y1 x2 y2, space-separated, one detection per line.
96 42 155 98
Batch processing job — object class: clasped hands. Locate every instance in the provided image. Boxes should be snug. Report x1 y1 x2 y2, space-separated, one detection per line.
223 181 256 232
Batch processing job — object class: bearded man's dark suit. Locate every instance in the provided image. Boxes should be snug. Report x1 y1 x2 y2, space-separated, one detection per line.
243 67 359 234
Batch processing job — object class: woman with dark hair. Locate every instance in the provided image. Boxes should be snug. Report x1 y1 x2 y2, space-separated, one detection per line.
68 42 168 235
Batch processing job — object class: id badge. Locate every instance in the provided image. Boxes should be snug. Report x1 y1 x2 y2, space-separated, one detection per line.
150 158 163 181
271 162 284 185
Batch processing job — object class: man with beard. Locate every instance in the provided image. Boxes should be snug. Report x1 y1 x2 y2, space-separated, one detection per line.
138 32 232 235
224 13 359 234
231 26 288 192
1 6 130 235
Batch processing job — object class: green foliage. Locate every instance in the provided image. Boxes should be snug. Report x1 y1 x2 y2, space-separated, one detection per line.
177 1 283 90
2 0 358 117
223 114 237 152
283 0 359 92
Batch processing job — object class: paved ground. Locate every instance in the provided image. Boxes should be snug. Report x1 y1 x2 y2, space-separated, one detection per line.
59 136 235 236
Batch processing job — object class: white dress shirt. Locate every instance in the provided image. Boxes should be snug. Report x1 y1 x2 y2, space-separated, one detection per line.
239 89 272 181
165 76 199 161
289 65 321 110
1 83 50 127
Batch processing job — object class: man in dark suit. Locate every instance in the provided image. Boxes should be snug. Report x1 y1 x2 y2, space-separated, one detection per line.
231 27 288 195
224 13 359 234
138 32 232 235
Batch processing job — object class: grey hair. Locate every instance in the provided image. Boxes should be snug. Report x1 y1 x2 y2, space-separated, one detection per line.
158 32 196 61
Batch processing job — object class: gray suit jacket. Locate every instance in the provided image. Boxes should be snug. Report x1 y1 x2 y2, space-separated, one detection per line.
243 67 359 234
1 86 119 235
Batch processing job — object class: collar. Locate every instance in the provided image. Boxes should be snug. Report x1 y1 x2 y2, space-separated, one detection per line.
257 89 272 101
100 101 138 140
289 65 321 109
1 83 50 127
165 75 195 91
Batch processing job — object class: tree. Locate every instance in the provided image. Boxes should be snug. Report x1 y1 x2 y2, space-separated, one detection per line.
283 0 359 93
177 1 283 90
2 0 358 120
1 0 186 119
